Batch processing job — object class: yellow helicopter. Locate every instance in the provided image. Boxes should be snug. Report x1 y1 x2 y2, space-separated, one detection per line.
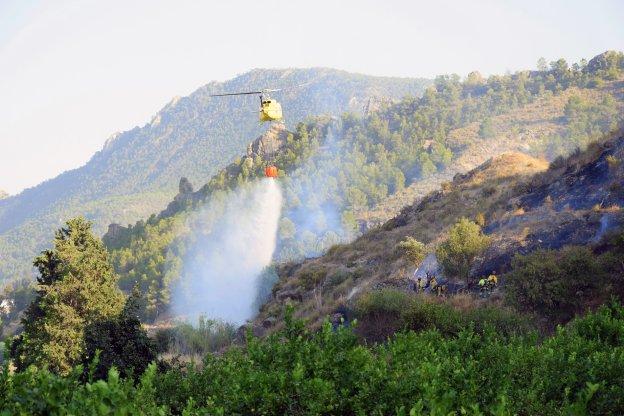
210 88 284 122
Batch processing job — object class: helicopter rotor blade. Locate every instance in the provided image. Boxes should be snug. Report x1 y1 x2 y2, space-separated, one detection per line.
210 91 262 97
280 82 312 91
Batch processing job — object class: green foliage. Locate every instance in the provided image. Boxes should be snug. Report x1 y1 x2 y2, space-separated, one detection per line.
278 217 296 239
395 237 427 265
536 93 623 158
108 216 183 321
0 278 35 334
436 218 491 281
298 266 328 290
9 218 125 375
355 289 531 339
504 245 609 320
478 117 495 138
154 317 237 357
4 304 624 414
82 285 157 381
0 363 167 415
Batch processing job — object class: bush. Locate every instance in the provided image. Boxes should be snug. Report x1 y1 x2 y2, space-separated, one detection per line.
159 317 237 356
325 269 351 288
298 266 328 290
479 117 495 138
2 304 624 414
395 237 427 265
504 246 604 320
436 218 491 281
354 289 531 340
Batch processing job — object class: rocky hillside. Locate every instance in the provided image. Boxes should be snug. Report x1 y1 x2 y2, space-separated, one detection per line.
99 52 624 322
253 130 624 331
0 69 430 284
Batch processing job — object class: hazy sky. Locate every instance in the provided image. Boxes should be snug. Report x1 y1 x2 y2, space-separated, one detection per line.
1 0 622 195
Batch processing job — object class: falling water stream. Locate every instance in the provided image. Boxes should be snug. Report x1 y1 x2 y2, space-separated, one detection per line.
172 178 283 325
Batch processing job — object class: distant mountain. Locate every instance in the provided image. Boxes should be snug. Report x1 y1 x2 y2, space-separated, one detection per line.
0 68 431 283
0 190 7 200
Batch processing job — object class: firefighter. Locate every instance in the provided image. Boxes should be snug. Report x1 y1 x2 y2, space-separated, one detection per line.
415 277 423 293
487 274 498 291
429 276 438 292
478 278 487 294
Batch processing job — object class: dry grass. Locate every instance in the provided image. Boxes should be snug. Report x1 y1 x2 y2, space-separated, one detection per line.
255 150 550 329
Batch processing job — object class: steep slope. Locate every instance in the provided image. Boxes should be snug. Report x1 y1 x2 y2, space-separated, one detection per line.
0 69 430 283
253 131 624 331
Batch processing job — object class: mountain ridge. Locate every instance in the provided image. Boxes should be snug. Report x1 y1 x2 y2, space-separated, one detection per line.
100 52 624 322
0 68 431 283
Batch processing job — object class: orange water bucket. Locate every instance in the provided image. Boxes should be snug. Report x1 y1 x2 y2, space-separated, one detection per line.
265 165 278 178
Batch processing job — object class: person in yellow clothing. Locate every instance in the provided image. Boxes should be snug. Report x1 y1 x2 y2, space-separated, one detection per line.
487 274 498 291
429 276 438 292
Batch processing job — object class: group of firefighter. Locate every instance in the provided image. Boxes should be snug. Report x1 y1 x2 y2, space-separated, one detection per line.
414 273 447 296
413 273 498 296
478 274 498 295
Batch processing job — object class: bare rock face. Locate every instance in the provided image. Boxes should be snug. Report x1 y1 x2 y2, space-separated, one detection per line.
275 288 303 303
361 96 393 115
106 223 126 240
178 177 194 195
262 316 277 328
173 177 194 205
236 323 266 341
586 50 623 73
247 123 287 158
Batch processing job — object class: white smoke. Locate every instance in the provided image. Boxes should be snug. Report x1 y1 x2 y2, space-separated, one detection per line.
276 124 355 260
171 178 283 325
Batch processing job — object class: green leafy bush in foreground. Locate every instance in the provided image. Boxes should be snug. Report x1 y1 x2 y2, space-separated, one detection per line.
354 289 532 341
504 243 621 321
2 304 624 415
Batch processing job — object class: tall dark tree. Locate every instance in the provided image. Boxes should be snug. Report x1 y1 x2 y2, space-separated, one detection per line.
10 217 125 375
82 284 156 380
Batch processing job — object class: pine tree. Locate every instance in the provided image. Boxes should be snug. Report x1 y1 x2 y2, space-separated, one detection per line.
82 284 156 380
9 217 125 375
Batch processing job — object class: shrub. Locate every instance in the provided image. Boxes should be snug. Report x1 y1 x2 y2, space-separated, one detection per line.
354 289 531 340
504 246 604 320
436 218 491 281
163 317 237 356
606 154 621 170
325 269 351 288
395 237 427 265
298 266 328 290
2 304 624 414
82 292 157 381
252 265 279 312
479 117 495 138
